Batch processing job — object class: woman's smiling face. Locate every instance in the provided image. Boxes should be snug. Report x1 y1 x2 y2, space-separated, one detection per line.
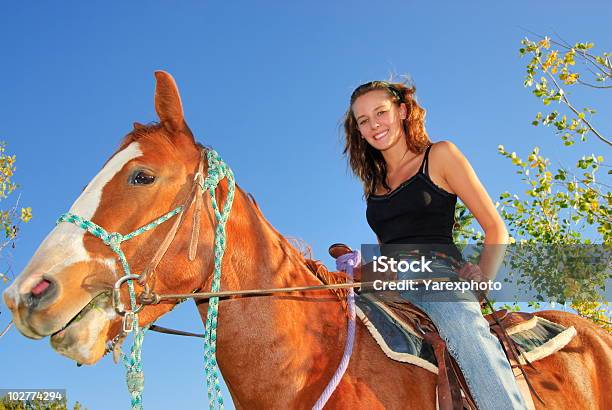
352 89 407 152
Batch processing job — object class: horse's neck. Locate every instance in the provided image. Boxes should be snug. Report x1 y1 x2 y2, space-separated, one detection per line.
196 189 348 406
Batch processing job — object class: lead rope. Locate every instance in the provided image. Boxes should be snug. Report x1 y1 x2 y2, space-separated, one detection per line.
312 250 359 410
123 324 148 409
199 149 235 409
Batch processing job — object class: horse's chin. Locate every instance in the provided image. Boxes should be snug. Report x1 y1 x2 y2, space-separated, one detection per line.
49 293 116 365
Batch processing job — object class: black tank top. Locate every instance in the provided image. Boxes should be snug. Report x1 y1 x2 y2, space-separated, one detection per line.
366 144 461 260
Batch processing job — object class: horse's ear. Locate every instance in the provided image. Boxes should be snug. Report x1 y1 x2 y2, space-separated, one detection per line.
133 122 146 130
154 71 187 134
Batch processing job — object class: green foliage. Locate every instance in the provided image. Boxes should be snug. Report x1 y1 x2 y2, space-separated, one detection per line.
503 36 611 330
481 299 522 316
519 36 611 146
453 201 484 245
0 395 86 410
453 36 611 330
0 141 32 284
497 145 610 244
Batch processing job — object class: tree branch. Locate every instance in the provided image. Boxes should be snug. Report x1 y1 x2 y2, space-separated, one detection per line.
543 68 612 146
577 79 612 89
0 320 13 339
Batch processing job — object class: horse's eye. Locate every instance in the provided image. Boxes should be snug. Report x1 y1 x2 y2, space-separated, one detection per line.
131 170 156 185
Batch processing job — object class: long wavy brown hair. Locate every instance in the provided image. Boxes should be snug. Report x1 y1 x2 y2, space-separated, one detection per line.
343 80 432 197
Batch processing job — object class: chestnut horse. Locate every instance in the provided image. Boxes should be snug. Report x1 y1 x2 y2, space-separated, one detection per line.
4 71 611 409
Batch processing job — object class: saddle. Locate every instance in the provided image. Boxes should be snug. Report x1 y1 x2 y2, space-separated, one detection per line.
327 244 575 410
368 292 540 410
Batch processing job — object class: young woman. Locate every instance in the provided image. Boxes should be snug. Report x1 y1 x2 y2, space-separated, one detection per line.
343 80 528 410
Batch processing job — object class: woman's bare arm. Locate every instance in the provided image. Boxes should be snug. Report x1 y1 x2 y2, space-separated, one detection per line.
434 141 509 280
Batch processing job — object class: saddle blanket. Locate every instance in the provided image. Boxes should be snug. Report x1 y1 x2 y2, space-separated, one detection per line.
356 294 577 375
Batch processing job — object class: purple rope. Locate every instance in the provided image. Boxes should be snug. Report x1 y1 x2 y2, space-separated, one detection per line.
312 250 359 410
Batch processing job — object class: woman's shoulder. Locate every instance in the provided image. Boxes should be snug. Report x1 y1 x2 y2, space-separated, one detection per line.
427 140 471 177
428 140 462 160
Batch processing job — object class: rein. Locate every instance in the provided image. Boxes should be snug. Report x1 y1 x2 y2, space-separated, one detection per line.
133 278 452 304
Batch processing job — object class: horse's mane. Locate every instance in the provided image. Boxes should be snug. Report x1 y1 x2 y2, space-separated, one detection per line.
286 237 350 311
241 188 351 310
304 258 350 311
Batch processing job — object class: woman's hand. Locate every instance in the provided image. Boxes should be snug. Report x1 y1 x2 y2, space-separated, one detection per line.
458 262 486 282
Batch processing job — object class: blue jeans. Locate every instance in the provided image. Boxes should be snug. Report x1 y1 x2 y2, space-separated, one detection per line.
397 258 528 410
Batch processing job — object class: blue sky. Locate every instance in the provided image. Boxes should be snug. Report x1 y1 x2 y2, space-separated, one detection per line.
1 1 610 409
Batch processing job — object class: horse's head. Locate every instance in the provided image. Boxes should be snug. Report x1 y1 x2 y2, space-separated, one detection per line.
3 72 217 364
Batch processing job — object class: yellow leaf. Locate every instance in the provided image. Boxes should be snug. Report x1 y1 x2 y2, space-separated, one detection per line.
20 207 32 223
538 37 551 49
542 50 558 71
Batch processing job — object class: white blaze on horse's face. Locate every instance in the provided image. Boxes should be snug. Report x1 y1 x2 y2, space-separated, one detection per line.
71 142 143 219
15 141 142 294
2 142 143 340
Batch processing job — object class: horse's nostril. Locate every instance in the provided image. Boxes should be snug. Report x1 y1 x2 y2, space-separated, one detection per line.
31 279 52 297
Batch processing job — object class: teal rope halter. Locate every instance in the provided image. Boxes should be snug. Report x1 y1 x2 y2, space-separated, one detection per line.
56 149 234 410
